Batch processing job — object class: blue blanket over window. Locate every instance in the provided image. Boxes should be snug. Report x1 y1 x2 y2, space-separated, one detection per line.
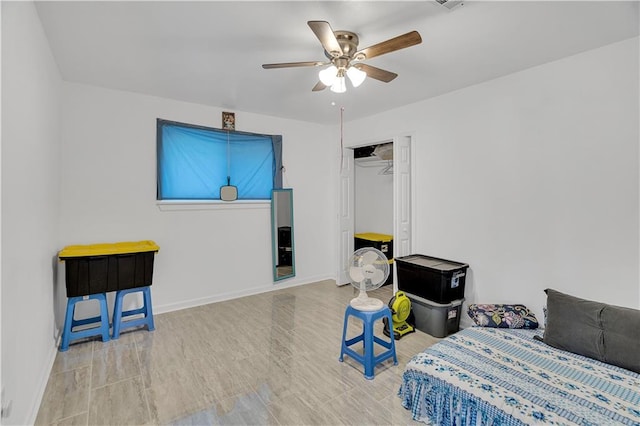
157 120 282 200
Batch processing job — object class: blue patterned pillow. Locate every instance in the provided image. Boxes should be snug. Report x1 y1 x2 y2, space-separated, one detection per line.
467 304 539 329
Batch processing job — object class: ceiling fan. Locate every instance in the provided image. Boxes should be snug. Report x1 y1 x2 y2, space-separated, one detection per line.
262 21 422 93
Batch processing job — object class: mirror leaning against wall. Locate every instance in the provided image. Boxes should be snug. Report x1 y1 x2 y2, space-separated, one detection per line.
271 188 295 281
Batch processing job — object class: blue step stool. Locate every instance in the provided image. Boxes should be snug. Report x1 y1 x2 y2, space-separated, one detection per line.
112 286 155 339
60 293 110 352
339 304 398 379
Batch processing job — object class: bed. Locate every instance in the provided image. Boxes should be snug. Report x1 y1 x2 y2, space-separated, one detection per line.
399 327 640 425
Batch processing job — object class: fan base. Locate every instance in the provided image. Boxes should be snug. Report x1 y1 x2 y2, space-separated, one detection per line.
383 318 415 340
350 297 384 311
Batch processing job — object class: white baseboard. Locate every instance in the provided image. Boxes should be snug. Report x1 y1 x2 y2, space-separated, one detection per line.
154 274 334 315
27 334 60 425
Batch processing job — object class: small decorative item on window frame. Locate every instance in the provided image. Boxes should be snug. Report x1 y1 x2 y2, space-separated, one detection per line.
222 111 235 130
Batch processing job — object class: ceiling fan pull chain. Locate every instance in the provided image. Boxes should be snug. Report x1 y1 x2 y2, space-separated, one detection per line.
226 130 231 178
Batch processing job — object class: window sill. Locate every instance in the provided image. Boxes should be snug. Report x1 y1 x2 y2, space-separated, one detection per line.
157 199 270 211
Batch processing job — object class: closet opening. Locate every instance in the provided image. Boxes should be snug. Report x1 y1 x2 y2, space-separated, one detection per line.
354 141 395 286
337 135 412 289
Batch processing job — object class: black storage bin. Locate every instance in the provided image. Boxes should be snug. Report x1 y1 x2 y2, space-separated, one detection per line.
278 226 292 247
63 252 156 297
354 233 394 286
278 248 292 267
354 233 393 258
277 227 292 266
59 240 159 297
396 254 468 304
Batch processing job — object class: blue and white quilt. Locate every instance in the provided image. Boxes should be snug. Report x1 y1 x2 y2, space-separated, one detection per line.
399 327 640 425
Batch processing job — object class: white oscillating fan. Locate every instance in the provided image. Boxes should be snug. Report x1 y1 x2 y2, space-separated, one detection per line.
347 247 390 311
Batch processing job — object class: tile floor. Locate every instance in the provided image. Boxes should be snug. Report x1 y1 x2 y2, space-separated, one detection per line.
35 280 440 425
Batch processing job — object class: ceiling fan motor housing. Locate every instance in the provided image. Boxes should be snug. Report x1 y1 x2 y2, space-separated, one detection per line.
324 31 361 64
336 31 359 56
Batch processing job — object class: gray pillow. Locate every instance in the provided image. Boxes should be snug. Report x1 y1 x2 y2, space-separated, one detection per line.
543 289 640 374
543 289 605 361
601 305 640 373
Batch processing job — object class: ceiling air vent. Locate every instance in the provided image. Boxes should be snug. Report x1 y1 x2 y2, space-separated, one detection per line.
435 0 464 10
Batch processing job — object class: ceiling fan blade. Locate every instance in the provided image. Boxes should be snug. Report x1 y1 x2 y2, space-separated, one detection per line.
262 61 327 69
308 21 343 57
355 31 422 60
312 81 327 91
354 63 397 83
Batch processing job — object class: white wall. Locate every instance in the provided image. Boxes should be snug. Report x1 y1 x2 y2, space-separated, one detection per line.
1 2 62 424
346 37 640 322
354 160 393 235
59 83 335 316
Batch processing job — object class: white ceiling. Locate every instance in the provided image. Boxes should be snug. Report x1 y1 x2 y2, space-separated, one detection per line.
35 1 639 125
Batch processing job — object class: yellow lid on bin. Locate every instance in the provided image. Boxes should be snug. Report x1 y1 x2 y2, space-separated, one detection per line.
59 240 160 259
354 232 393 242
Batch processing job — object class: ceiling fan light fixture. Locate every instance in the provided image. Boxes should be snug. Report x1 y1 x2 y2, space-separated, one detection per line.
347 66 367 88
319 65 338 86
330 76 346 93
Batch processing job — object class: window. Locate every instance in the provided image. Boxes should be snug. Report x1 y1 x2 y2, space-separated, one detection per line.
157 119 282 200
